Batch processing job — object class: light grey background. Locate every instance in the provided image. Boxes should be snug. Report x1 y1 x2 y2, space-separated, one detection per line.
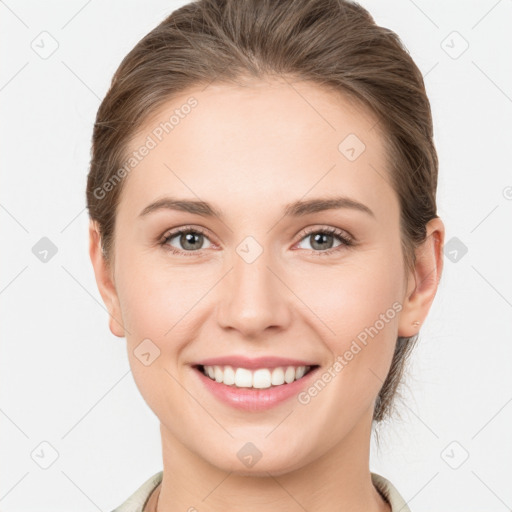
1 1 511 511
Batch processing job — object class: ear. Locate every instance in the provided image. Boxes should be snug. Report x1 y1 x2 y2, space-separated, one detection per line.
398 217 445 337
88 220 125 338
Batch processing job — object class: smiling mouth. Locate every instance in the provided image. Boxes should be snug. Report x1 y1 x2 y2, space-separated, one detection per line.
194 364 320 389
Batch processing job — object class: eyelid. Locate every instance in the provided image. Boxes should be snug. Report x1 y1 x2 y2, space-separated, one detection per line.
160 224 212 240
296 225 354 245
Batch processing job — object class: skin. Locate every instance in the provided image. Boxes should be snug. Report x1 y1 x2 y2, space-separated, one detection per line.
89 77 444 512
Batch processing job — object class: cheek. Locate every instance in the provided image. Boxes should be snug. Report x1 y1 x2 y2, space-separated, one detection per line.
293 257 402 389
115 257 214 380
294 255 402 334
117 261 194 416
116 254 191 339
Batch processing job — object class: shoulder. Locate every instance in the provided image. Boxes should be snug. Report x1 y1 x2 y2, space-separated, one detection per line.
110 471 163 512
371 472 411 512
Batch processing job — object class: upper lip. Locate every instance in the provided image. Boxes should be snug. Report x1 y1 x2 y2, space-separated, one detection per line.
193 355 319 370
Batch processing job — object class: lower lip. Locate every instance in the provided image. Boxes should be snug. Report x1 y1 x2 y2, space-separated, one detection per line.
193 366 320 412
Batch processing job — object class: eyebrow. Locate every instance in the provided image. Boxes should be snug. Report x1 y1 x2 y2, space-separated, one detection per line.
138 196 375 219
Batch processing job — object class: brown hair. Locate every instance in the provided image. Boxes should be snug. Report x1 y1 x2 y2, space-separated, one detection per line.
86 0 439 423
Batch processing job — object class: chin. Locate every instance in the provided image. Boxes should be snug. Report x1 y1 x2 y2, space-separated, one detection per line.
204 449 307 478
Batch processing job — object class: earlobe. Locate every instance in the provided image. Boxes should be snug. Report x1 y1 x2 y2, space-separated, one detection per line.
397 217 445 338
88 220 126 338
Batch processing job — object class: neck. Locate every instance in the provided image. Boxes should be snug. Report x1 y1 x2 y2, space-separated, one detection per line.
152 411 390 512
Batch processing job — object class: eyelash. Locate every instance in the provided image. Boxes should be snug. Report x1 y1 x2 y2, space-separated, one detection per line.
158 225 354 258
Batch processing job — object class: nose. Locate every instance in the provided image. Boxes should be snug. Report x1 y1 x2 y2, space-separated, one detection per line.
216 247 292 338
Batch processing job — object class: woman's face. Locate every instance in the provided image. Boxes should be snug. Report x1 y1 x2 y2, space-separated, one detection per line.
101 78 418 474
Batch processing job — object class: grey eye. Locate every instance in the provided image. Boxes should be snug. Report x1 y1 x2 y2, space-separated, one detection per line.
297 232 343 251
166 231 213 251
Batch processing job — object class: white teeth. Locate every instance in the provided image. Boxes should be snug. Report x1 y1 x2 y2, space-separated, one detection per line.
201 365 312 388
271 367 285 386
252 369 272 389
284 366 296 383
235 367 253 387
295 366 306 379
223 365 235 385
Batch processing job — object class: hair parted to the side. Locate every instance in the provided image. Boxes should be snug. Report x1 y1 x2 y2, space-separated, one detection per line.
86 0 439 423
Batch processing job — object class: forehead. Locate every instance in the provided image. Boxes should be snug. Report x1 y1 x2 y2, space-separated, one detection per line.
118 78 397 222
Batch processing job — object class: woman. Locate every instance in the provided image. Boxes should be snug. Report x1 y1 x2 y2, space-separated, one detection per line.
87 0 445 510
